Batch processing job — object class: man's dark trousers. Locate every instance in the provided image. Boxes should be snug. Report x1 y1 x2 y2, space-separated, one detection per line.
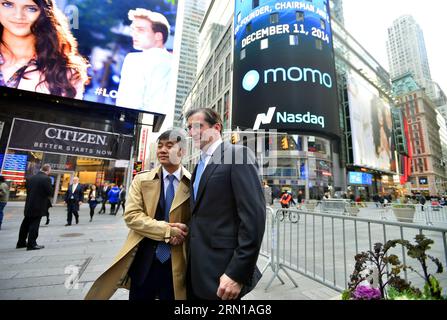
18 216 42 247
67 200 79 225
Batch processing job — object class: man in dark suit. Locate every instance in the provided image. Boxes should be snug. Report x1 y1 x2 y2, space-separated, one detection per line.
16 164 53 250
64 177 84 226
98 183 110 214
185 108 266 300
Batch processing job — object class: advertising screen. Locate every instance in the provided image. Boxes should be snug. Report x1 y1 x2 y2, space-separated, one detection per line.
0 0 178 115
232 0 340 136
349 172 373 185
347 71 395 173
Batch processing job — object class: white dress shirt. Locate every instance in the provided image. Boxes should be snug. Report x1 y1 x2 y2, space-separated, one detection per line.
200 138 223 169
162 167 181 198
116 48 173 113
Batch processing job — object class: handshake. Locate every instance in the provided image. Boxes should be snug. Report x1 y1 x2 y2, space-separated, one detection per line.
168 222 189 246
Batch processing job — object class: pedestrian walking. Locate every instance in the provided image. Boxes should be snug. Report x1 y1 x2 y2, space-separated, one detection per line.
64 177 83 226
98 183 110 214
44 198 52 225
108 184 120 215
16 164 52 250
0 175 10 230
88 185 99 222
419 194 426 212
116 185 126 215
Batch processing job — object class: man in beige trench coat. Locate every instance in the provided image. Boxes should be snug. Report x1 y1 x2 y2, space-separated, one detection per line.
85 130 191 300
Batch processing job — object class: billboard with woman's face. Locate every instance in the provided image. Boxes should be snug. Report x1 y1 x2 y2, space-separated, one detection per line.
347 71 395 173
0 0 178 114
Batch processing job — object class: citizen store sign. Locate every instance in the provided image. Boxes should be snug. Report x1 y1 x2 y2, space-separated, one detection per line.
8 119 133 160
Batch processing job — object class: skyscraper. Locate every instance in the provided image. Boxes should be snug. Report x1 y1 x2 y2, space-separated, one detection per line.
331 0 344 25
173 0 208 127
386 15 435 100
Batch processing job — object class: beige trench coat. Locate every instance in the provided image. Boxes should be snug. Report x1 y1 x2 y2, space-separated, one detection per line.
84 166 191 300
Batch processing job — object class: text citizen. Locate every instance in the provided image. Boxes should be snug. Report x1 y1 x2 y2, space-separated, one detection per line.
45 128 107 146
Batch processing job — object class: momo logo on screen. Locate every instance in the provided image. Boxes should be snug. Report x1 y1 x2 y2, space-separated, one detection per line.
242 66 333 92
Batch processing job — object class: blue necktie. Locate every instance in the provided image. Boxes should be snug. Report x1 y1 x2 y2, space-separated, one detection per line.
193 155 206 201
156 175 175 263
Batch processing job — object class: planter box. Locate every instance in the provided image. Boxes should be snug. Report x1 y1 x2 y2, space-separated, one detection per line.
346 207 360 216
392 207 415 223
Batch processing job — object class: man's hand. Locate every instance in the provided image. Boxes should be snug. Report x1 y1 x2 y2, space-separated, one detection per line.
169 223 188 246
217 274 242 300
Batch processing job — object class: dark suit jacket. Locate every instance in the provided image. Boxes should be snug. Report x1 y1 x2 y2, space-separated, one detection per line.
64 184 84 211
24 172 53 218
189 142 266 299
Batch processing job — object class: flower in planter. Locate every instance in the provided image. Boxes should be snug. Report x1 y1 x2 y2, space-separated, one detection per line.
352 284 381 300
344 234 446 300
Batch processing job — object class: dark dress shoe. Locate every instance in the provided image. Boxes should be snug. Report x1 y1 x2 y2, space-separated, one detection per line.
75 217 79 224
65 223 71 226
27 245 44 250
45 218 50 225
16 243 27 249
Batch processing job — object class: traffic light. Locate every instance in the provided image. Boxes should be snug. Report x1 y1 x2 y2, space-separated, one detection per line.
231 132 240 144
281 136 289 150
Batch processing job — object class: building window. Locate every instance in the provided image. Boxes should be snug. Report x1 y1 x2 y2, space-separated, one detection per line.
218 64 223 93
320 19 326 30
260 38 269 50
241 49 246 60
270 13 279 24
237 12 241 24
212 72 218 100
246 22 252 34
252 0 259 9
296 11 304 21
315 39 323 50
225 54 231 85
290 35 299 46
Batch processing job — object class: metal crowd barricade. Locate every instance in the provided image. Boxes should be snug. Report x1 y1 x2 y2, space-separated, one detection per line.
261 207 298 291
261 207 447 293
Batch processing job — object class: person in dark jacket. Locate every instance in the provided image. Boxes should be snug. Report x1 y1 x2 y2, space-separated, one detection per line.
44 198 52 225
0 175 10 230
64 177 84 226
88 184 99 222
186 108 266 300
98 183 110 214
115 185 126 215
419 194 426 211
16 164 53 250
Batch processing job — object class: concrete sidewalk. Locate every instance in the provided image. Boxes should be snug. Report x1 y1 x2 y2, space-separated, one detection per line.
0 203 339 300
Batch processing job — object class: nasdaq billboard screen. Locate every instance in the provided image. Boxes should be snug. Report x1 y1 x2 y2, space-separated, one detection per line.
232 0 339 136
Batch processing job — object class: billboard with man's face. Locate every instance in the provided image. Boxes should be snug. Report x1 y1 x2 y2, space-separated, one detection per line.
232 0 340 137
0 0 179 115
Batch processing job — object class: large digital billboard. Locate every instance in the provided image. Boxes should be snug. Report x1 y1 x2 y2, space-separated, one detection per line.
347 71 395 173
348 172 373 186
0 0 178 115
232 0 339 136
